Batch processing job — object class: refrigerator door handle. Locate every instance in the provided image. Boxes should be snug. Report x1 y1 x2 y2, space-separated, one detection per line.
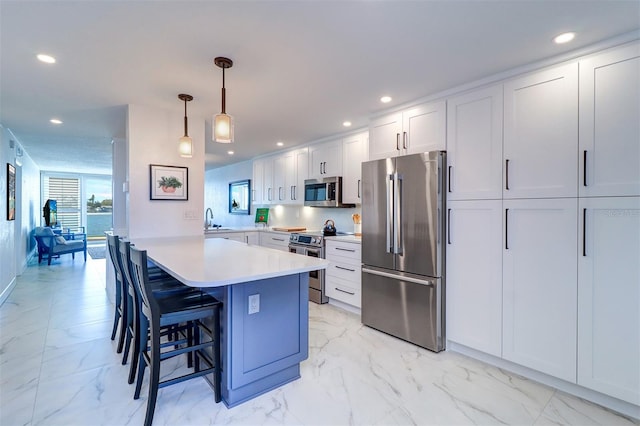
394 173 403 255
386 174 394 253
362 267 435 287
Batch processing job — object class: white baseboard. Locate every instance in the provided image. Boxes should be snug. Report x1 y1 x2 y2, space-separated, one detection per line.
0 277 17 307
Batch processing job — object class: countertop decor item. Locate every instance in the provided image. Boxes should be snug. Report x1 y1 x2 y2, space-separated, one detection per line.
255 207 269 225
213 57 234 144
322 219 337 236
177 94 194 158
149 165 188 200
352 213 361 236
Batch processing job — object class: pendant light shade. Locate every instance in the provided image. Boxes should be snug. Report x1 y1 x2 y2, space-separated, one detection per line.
178 94 194 157
213 57 234 144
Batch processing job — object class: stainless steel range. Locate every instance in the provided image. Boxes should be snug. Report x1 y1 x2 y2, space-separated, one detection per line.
289 232 328 304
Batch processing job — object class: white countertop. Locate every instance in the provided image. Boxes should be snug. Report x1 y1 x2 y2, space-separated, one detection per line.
203 227 291 235
325 235 362 244
132 236 328 288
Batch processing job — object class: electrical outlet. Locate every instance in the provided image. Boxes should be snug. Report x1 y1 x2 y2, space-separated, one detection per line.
183 209 198 220
248 294 260 315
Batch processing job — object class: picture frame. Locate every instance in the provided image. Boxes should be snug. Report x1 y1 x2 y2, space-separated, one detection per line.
149 164 188 201
228 179 251 215
7 163 16 221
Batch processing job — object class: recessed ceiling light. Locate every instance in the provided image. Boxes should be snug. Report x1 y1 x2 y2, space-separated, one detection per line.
37 54 56 64
276 142 284 147
227 150 234 155
380 96 392 103
554 32 575 44
50 118 63 124
343 121 352 127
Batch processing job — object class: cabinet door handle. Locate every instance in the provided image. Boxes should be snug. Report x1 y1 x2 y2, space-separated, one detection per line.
447 208 451 245
335 287 355 296
273 237 285 242
335 247 356 252
583 150 587 187
448 166 452 193
505 208 509 250
403 131 407 149
335 265 355 272
505 159 510 190
245 235 249 243
583 208 587 256
319 162 323 175
357 179 361 198
268 188 272 201
252 189 256 202
396 133 400 151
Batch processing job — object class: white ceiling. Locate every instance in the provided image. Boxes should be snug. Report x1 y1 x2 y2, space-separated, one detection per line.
1 1 639 175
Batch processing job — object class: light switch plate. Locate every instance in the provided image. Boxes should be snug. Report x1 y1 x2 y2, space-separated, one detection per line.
248 294 260 315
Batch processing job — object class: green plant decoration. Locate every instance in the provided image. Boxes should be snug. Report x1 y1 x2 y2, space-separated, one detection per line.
157 176 183 189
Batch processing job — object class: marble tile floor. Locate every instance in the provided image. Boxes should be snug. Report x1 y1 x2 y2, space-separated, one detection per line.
1 256 638 426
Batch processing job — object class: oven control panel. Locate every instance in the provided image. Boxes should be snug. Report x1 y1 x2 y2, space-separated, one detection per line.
289 233 324 247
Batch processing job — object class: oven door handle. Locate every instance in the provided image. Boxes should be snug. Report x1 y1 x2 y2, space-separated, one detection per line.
305 247 322 257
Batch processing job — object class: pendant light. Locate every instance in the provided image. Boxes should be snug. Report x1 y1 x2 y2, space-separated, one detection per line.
178 94 193 157
213 57 234 143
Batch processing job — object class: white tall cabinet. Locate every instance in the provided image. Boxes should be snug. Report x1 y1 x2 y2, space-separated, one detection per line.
447 85 503 200
579 43 640 197
502 198 578 382
446 199 503 357
577 196 640 405
369 100 446 161
503 63 578 199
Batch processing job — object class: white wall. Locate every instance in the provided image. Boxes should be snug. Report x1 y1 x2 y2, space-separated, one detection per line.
0 125 40 305
126 104 205 239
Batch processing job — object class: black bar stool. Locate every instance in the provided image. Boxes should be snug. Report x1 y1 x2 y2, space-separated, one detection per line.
129 246 222 426
106 234 127 352
118 238 196 383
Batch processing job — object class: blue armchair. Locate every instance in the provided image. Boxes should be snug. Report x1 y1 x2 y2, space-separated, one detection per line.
34 227 87 265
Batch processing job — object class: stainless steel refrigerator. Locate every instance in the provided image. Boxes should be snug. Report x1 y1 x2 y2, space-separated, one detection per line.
361 151 446 352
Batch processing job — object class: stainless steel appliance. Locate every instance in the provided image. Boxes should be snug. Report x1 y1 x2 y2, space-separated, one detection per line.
304 177 355 208
289 232 328 304
361 151 446 352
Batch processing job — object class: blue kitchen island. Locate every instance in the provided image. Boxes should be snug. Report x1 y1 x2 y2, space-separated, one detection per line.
132 236 328 407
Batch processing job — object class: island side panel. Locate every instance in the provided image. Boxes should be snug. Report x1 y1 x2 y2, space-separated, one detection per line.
222 272 309 407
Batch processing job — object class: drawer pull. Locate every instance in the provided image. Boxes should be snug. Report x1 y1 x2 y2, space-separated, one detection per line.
335 265 355 272
335 287 355 296
272 237 285 242
335 247 356 252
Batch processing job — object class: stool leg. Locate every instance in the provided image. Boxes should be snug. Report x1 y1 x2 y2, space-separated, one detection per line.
116 290 128 354
111 283 122 341
134 313 149 399
144 317 162 426
122 294 134 365
128 298 141 384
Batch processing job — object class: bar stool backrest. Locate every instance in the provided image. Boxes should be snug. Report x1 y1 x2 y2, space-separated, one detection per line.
129 246 159 314
107 234 124 284
119 239 140 305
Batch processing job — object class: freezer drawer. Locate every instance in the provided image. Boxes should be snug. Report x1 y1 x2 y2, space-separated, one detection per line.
361 266 444 352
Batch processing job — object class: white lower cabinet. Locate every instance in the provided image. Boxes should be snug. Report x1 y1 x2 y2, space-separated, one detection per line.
325 240 361 308
259 231 290 251
502 198 578 382
205 231 259 244
446 199 503 357
577 196 640 405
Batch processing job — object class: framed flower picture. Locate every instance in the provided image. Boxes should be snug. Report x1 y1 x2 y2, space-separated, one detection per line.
150 165 188 201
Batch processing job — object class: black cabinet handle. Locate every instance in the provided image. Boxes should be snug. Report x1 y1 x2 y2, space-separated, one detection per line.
335 287 355 296
403 132 408 149
583 208 587 256
335 265 355 272
396 133 400 151
505 208 509 250
335 247 356 252
448 166 452 193
447 208 452 245
583 150 587 187
357 179 361 198
505 159 510 190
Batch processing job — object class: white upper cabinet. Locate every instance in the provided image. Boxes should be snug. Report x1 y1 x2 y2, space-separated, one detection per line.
577 196 640 405
369 100 446 161
262 157 275 204
252 158 265 205
309 139 343 179
446 199 503 357
342 132 367 204
502 197 578 383
272 153 290 204
579 42 640 197
292 148 308 204
447 85 503 200
504 63 578 199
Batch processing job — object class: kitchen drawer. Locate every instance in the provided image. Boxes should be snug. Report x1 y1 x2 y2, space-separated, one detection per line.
326 275 361 308
259 232 290 251
326 259 361 285
325 241 361 262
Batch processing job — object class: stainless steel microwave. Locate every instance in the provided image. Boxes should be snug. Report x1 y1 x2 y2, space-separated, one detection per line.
304 177 355 208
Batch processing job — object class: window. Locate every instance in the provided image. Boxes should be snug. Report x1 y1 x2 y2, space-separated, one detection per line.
42 175 81 229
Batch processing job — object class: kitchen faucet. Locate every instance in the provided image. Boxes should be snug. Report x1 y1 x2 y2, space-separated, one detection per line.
205 208 214 229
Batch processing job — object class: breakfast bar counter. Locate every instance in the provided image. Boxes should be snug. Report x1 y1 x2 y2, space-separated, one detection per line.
131 236 329 407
